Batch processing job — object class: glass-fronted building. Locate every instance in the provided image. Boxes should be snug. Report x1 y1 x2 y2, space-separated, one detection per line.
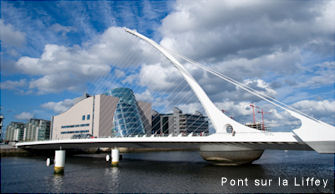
51 88 152 140
107 88 146 137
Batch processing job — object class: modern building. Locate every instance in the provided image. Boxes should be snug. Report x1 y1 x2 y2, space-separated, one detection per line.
24 119 51 141
52 88 152 139
107 88 151 137
152 107 209 136
5 122 25 141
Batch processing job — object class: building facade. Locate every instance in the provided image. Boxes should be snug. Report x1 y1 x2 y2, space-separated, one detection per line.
107 88 150 137
5 122 25 141
152 107 209 136
24 119 51 141
52 88 152 139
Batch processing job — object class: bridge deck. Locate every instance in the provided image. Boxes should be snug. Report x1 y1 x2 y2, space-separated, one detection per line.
16 132 312 151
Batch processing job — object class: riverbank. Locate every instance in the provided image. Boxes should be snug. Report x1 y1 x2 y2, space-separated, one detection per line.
0 144 31 157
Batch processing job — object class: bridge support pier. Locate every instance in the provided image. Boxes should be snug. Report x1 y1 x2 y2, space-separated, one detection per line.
111 148 119 166
54 150 65 174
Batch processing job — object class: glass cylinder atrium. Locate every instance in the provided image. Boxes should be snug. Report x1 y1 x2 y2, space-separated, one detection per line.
107 88 145 137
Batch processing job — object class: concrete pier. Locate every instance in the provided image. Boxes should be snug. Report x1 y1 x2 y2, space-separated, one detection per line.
54 150 66 174
111 148 119 166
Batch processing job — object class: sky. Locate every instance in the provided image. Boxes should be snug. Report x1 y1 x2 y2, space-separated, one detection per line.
1 0 334 133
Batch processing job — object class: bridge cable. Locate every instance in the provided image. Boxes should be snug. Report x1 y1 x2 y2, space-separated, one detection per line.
162 47 321 123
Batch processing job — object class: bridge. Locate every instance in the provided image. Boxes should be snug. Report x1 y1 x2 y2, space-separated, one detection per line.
16 28 335 166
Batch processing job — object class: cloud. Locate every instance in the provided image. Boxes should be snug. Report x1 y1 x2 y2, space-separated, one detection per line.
143 0 335 132
41 94 92 114
49 23 74 36
178 102 204 114
0 19 26 48
157 0 335 101
15 27 160 94
297 61 335 88
135 89 153 102
139 63 181 91
241 79 277 98
122 74 138 85
41 97 82 114
15 112 34 120
0 79 27 91
293 100 335 120
114 69 126 78
160 0 334 61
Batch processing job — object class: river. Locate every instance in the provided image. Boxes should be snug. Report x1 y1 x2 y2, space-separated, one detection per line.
1 150 334 193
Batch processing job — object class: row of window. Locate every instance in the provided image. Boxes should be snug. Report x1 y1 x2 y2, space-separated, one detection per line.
82 114 91 120
61 130 89 134
61 123 90 129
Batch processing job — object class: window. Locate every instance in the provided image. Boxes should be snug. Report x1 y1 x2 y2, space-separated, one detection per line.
61 123 89 128
82 115 85 120
61 130 89 134
87 114 90 120
225 124 233 133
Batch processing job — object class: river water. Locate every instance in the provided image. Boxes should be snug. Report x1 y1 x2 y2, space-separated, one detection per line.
1 150 334 193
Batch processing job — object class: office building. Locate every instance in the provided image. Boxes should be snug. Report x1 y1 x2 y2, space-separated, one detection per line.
5 122 25 141
24 119 51 141
152 107 209 136
52 88 151 139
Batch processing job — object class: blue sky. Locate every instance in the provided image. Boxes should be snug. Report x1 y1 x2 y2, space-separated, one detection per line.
1 0 172 127
1 0 334 132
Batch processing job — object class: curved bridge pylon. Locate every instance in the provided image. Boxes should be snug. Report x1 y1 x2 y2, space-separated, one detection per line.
124 28 335 154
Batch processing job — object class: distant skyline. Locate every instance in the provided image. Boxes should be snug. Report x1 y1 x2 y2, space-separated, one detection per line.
1 0 334 132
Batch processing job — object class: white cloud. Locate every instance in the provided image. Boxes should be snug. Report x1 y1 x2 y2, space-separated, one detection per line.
41 96 90 113
160 0 334 61
114 69 126 78
0 79 27 90
15 112 34 120
139 63 181 91
135 89 153 102
49 23 74 36
3 0 333 133
297 61 335 88
147 0 335 131
243 79 277 97
178 102 204 114
157 0 335 101
216 101 252 116
0 19 26 48
122 74 138 85
41 97 84 113
15 27 160 94
293 100 335 119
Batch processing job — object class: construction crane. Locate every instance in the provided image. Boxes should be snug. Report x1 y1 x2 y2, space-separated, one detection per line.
249 104 258 124
258 108 271 130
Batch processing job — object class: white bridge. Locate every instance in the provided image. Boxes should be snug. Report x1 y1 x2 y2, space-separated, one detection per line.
16 28 335 165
